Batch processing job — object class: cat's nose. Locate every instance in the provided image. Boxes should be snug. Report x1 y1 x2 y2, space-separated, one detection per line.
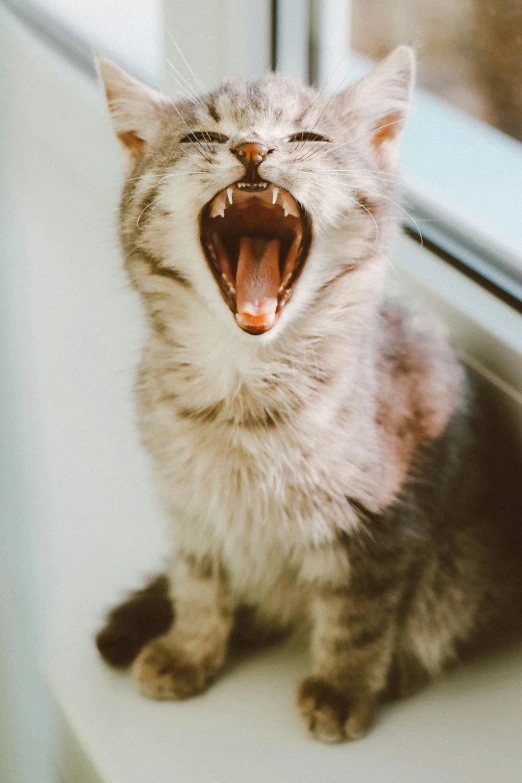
231 142 269 166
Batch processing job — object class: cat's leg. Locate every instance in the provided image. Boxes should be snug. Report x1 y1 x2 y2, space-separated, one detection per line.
230 605 289 649
96 574 173 667
297 587 398 742
133 552 233 700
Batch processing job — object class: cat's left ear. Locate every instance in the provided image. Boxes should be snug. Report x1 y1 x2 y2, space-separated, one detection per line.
96 56 167 169
336 46 415 172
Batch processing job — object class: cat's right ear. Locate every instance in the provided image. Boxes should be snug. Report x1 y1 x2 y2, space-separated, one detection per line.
96 57 166 168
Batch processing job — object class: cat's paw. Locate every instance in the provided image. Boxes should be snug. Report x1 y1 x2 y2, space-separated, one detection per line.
133 639 208 700
297 677 376 742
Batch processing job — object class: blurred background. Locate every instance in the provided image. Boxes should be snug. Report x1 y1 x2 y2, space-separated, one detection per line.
1 2 522 782
352 0 522 141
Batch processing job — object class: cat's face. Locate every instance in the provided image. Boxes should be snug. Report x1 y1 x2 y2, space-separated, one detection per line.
99 48 414 342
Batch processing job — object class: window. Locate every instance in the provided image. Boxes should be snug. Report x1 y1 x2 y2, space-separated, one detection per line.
275 0 522 301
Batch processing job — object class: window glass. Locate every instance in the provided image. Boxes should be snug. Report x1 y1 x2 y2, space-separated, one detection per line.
352 0 522 143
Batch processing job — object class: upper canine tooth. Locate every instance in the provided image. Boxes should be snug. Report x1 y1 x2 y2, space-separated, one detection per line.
272 187 279 204
227 187 233 203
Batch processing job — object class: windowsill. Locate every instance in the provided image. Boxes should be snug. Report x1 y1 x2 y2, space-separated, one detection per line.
3 9 522 781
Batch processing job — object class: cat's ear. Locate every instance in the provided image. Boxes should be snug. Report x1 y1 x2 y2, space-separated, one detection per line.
96 57 166 167
337 46 415 172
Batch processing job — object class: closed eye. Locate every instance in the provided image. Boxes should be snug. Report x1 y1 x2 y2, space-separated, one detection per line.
287 132 331 143
180 131 229 143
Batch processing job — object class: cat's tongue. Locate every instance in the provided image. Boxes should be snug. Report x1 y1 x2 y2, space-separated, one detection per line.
235 236 281 331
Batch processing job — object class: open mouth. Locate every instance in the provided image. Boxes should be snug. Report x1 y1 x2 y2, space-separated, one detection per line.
200 181 312 334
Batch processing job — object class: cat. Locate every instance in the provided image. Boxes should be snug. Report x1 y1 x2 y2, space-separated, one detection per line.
95 47 522 742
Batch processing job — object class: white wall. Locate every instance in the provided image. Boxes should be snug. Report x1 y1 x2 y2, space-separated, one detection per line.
27 0 164 81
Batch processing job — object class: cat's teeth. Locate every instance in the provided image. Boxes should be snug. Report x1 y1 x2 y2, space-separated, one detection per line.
210 191 227 218
278 269 293 293
221 272 235 293
236 182 267 190
282 198 298 218
280 273 292 291
227 187 234 203
272 187 279 204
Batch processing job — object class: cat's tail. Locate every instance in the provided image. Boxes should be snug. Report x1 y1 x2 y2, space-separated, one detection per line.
95 574 174 667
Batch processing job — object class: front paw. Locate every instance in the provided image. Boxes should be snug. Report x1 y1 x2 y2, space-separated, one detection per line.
297 677 376 742
133 638 209 700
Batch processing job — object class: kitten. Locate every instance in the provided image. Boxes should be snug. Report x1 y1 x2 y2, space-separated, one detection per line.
95 47 522 742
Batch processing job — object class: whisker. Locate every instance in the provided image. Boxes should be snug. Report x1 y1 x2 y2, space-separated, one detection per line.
164 55 205 105
295 121 359 163
127 172 176 203
296 68 359 156
309 169 404 188
122 174 154 183
349 196 379 246
165 27 206 94
165 60 205 108
356 186 423 247
296 49 373 158
130 67 212 163
164 100 213 162
136 192 167 230
310 169 431 204
163 58 214 146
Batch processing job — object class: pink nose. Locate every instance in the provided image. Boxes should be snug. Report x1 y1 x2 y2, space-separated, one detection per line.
232 142 269 166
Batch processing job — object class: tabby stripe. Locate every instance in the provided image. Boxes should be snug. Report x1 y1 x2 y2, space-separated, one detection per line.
134 246 192 289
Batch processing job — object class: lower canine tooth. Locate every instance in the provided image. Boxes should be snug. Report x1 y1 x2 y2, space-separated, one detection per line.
282 198 298 217
210 191 227 218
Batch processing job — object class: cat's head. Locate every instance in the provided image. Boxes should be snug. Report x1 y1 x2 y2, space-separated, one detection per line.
98 48 414 342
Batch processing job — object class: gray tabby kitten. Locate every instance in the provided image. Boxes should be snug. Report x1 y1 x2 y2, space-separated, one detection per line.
95 48 522 743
